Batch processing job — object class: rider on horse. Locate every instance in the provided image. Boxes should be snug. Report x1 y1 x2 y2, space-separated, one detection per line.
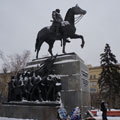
35 5 86 58
51 9 70 44
52 9 63 35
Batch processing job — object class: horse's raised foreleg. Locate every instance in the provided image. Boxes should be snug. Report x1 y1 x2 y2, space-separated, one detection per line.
70 34 85 48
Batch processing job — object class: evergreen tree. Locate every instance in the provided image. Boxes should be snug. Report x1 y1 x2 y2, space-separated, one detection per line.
98 43 120 107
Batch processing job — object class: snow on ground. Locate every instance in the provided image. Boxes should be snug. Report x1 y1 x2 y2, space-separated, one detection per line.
0 116 120 120
0 118 33 120
0 110 120 120
94 110 120 120
95 116 120 120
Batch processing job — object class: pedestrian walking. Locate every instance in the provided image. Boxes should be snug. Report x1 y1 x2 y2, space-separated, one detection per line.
101 101 108 120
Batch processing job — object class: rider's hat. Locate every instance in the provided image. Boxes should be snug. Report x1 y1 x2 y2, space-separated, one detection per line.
56 9 60 13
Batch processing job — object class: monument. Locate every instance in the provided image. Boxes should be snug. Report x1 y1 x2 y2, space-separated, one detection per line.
0 4 91 120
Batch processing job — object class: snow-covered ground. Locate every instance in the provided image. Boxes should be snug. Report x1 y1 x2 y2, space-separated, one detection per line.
94 110 120 120
0 118 33 120
0 110 120 120
95 116 120 120
0 116 120 120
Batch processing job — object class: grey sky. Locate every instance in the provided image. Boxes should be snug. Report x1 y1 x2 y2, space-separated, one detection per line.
0 0 120 68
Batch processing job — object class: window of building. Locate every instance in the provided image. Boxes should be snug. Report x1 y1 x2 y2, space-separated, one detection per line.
93 75 96 79
91 82 97 86
90 75 96 79
90 88 97 93
93 82 97 86
90 75 92 79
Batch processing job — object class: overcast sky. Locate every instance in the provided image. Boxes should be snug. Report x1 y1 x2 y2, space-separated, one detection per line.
0 0 120 69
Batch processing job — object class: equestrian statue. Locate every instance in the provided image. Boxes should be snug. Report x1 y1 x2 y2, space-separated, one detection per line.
35 4 87 58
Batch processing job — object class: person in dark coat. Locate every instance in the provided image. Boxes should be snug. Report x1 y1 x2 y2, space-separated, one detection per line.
52 9 63 35
101 101 108 120
51 8 70 44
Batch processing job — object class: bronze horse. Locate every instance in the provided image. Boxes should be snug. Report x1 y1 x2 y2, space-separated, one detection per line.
35 5 86 58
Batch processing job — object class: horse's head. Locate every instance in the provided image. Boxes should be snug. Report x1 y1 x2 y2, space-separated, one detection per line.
72 4 87 15
64 4 87 25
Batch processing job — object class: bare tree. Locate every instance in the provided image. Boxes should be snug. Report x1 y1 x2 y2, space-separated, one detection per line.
0 50 31 74
0 50 9 73
0 50 31 102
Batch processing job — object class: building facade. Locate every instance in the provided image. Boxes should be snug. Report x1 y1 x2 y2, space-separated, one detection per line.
88 64 120 108
88 65 101 94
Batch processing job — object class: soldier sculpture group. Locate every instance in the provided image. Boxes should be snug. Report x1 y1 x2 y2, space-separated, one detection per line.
8 56 61 102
